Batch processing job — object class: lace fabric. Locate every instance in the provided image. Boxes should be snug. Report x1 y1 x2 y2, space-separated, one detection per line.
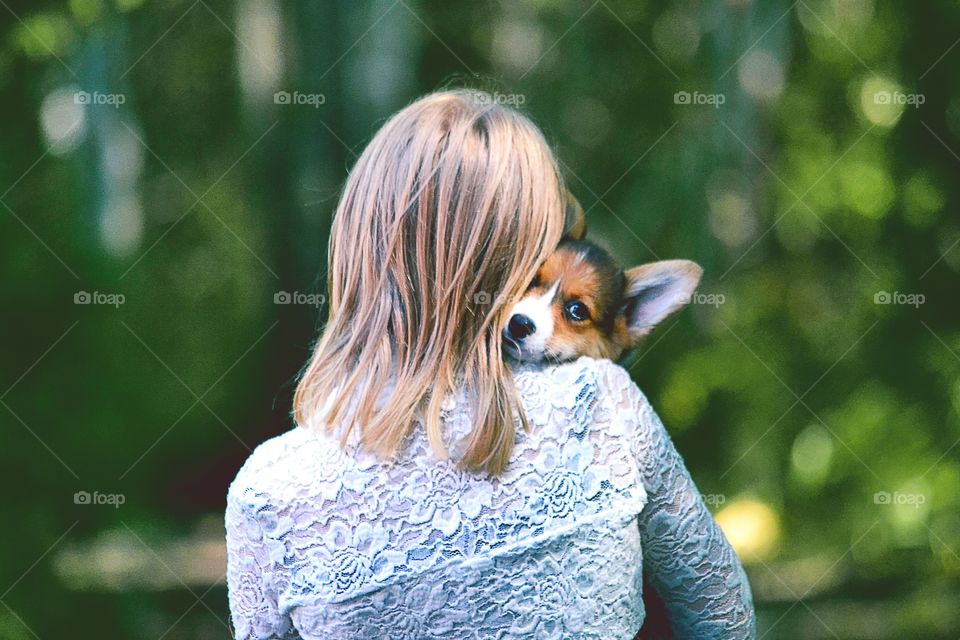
225 356 756 639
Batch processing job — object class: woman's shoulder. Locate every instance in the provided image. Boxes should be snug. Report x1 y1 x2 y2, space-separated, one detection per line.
504 356 651 447
510 355 646 407
226 426 329 507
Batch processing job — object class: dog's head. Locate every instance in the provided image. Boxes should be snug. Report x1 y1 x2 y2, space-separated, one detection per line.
502 192 702 363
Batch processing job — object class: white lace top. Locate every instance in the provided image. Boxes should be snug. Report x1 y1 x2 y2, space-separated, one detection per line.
225 356 756 639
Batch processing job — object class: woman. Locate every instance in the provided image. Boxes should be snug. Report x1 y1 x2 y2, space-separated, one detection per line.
225 90 756 639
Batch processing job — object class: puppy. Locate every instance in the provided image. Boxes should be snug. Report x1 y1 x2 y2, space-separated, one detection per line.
503 194 703 364
504 193 699 640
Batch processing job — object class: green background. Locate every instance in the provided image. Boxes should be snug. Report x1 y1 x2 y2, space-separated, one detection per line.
1 0 958 638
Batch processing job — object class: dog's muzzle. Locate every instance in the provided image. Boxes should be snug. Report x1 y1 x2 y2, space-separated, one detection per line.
506 314 536 341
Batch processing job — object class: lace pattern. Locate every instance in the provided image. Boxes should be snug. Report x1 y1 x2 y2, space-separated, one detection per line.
225 356 756 639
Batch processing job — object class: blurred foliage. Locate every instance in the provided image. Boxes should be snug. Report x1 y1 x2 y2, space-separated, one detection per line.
1 0 958 638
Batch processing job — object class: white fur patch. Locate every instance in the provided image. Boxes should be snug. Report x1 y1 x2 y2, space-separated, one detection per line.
505 281 559 361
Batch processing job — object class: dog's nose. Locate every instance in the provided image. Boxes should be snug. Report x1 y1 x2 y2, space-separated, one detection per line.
507 314 536 340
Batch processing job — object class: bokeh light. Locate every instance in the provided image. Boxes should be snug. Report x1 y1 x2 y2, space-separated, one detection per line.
39 85 86 154
716 499 781 562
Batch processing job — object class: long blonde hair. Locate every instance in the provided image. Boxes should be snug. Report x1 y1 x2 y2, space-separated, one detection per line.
293 89 566 474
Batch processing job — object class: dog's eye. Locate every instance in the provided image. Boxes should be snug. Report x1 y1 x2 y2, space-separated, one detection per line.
528 273 541 290
565 300 590 322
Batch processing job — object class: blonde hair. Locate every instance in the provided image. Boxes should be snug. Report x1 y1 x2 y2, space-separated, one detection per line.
293 89 566 475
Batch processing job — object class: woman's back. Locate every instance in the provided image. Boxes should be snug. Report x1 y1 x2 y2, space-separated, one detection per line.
226 357 754 639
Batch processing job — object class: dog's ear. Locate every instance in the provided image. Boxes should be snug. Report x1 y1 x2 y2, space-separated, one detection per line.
562 189 587 241
621 260 703 342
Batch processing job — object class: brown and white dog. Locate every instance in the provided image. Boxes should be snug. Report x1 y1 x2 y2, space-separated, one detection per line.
503 194 699 639
503 194 703 364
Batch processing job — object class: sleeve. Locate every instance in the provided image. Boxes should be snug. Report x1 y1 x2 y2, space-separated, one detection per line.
597 361 757 639
225 482 299 640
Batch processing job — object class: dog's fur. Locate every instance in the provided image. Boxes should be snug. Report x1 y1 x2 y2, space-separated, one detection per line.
503 193 700 639
503 194 703 364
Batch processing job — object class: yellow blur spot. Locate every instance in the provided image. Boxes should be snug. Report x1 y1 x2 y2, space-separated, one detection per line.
903 172 945 227
791 424 834 486
15 12 75 59
660 370 708 429
860 76 905 127
69 0 104 25
715 499 780 562
838 161 896 219
115 0 147 11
